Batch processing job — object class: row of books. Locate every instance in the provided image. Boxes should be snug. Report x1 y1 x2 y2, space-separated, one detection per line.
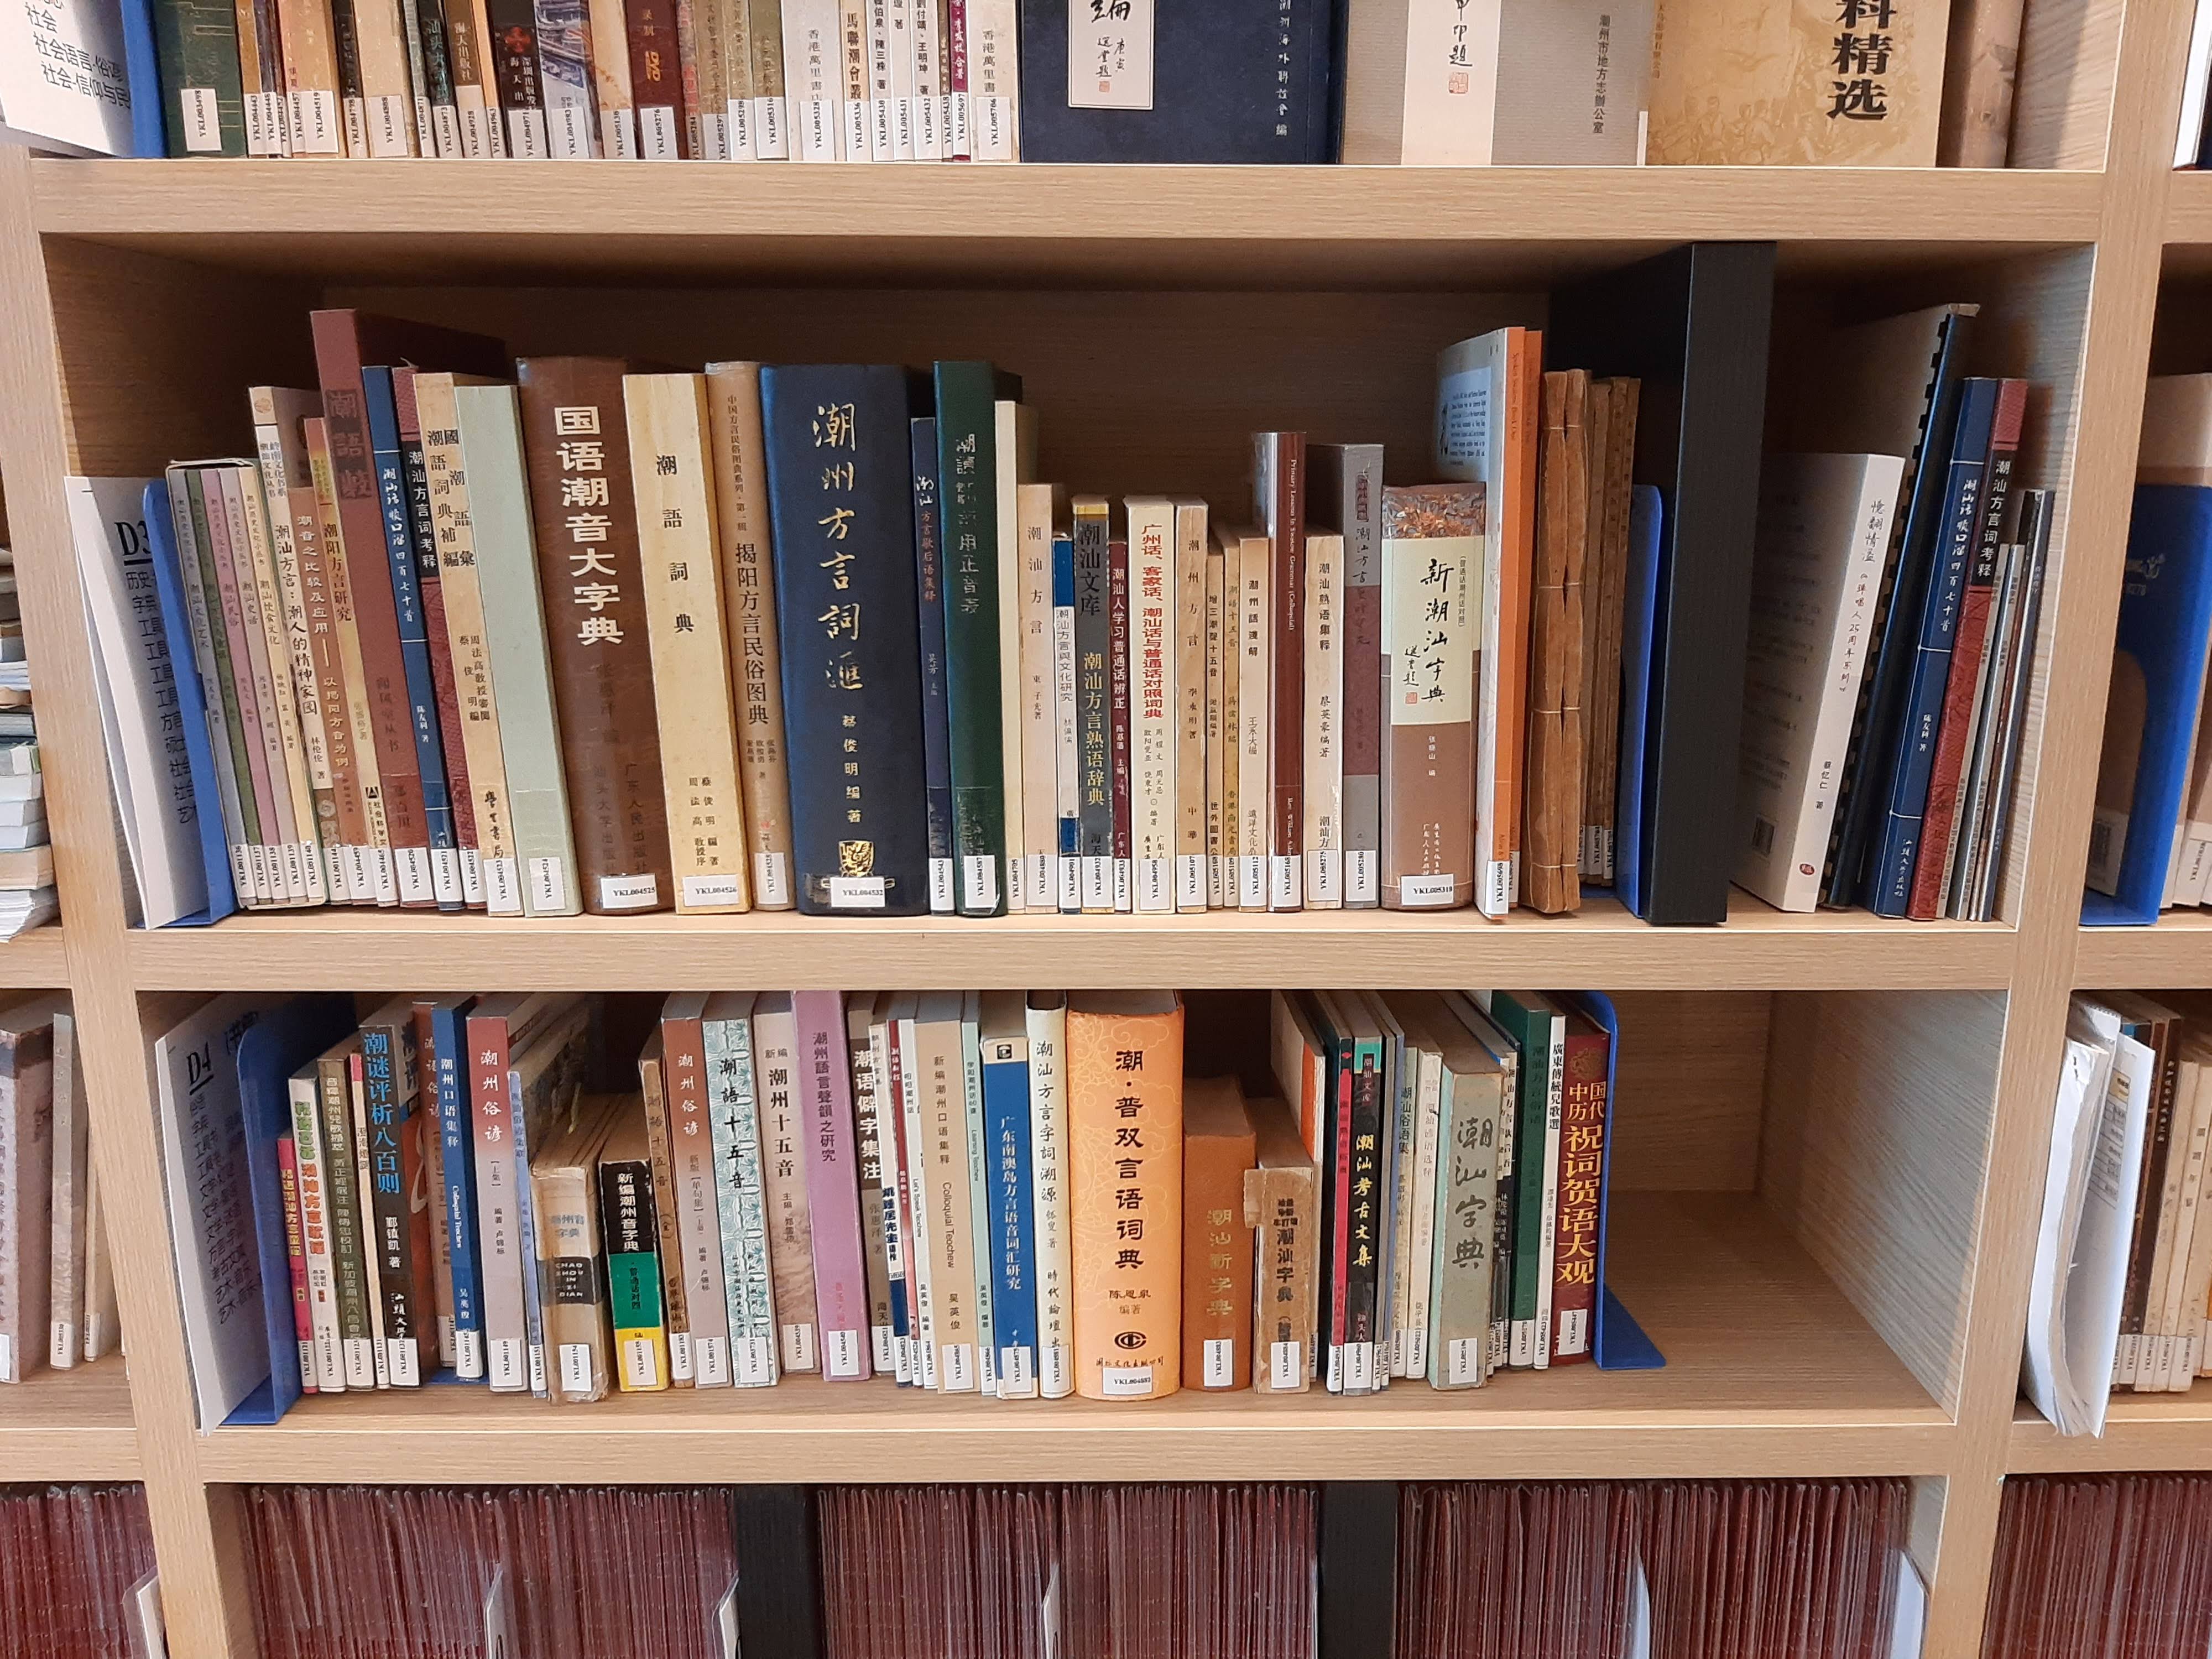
0 994 122 1384
2025 990 2212 1437
159 983 1636 1425
83 308 1670 925
2088 375 2212 925
0 542 56 942
28 0 2014 169
1989 1475 2212 1659
0 1484 158 1658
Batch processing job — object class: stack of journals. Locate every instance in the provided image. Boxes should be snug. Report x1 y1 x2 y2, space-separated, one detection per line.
154 984 1643 1424
0 537 57 940
1987 1474 2212 1659
0 1484 158 1657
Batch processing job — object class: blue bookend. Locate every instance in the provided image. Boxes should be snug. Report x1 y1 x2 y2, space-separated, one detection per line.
141 481 238 926
1614 488 1665 920
1567 992 1665 1371
117 0 165 156
2083 485 2212 926
227 994 363 1426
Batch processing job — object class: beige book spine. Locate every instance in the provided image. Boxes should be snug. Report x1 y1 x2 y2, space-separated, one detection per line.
1016 482 1061 911
703 361 796 909
416 373 524 916
720 0 757 154
627 374 753 914
1234 527 1270 912
2171 1053 2212 1387
229 466 326 905
274 0 346 152
1126 496 1177 914
1173 500 1208 912
587 0 639 155
1303 529 1343 909
997 403 1039 910
306 422 397 906
751 998 819 1371
446 0 508 154
531 1150 614 1405
352 0 420 154
1213 531 1236 909
917 997 982 1391
232 0 270 153
1524 371 1588 916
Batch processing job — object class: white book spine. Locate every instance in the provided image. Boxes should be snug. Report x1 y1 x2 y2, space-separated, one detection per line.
911 0 942 157
1052 545 1081 915
1407 1042 1443 1381
964 0 1016 159
704 1011 782 1387
1016 486 1060 910
895 1014 941 1390
1303 531 1343 908
1025 999 1073 1397
783 0 842 158
1237 539 1270 912
867 0 896 157
1129 500 1177 914
995 404 1032 913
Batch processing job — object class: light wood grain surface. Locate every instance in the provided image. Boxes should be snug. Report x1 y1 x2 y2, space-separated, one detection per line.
0 1354 140 1480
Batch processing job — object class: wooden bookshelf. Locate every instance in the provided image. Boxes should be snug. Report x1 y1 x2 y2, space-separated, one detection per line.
0 0 2199 1651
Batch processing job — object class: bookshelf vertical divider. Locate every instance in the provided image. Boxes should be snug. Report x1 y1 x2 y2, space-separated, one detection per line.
0 1 2200 1647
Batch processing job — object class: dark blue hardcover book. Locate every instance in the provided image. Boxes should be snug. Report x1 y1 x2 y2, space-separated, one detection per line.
762 365 933 917
229 994 359 1426
979 1021 1039 1394
1611 488 1663 920
1018 0 1335 163
362 366 465 914
427 995 487 1379
142 481 238 926
119 0 166 155
2083 487 2212 926
911 417 957 915
1867 378 2001 917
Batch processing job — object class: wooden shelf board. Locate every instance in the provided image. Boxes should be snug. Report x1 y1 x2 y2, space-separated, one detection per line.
0 1355 142 1480
194 1194 1950 1484
2074 913 2212 987
124 893 2014 992
29 161 2104 289
2166 170 2212 259
2008 1397 2212 1473
0 922 68 987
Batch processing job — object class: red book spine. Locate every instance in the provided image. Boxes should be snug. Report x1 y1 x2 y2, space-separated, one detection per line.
1264 432 1306 911
627 0 689 155
1551 1024 1611 1365
1109 538 1131 909
278 1133 315 1391
1909 378 2027 920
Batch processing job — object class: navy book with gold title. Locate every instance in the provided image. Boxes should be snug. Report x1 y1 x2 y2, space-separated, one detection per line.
762 366 933 917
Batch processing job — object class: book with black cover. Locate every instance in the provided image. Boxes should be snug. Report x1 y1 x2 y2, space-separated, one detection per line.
761 366 932 917
1545 243 1777 926
1017 0 1336 163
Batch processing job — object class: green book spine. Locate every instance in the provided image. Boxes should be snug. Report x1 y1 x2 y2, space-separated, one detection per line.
933 361 1019 917
1488 992 1556 1370
152 0 248 155
316 1051 376 1388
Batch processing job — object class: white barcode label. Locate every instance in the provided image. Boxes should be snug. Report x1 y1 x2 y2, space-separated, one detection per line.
1100 1363 1156 1397
1060 854 1082 911
1558 1307 1589 1357
962 854 1000 911
999 1346 1037 1397
1239 855 1266 909
941 1342 976 1392
872 1326 896 1373
928 857 955 911
893 1333 914 1384
734 1334 775 1386
455 1328 484 1380
1407 1329 1427 1376
699 111 729 159
507 106 548 158
681 873 746 909
641 104 681 157
695 1335 731 1386
828 875 886 910
50 1322 75 1371
979 1344 999 1392
1348 849 1378 905
728 97 754 158
1114 858 1130 910
1270 854 1300 909
1043 1343 1072 1398
528 1342 547 1395
1176 853 1206 909
369 846 398 906
387 1340 420 1387
293 88 342 153
1345 1342 1376 1394
753 94 787 158
483 856 521 916
559 1342 592 1395
623 1337 659 1389
1204 1338 1233 1388
460 846 484 906
528 855 568 914
1138 857 1171 912
395 846 434 905
782 1322 818 1372
1448 1337 1482 1384
1028 852 1053 910
753 850 790 907
489 1335 524 1390
343 1338 375 1389
456 86 492 155
1271 1340 1300 1390
431 846 463 905
1080 855 1112 910
0 1333 12 1381
1399 873 1457 907
180 86 222 150
825 1326 864 1379
600 872 660 910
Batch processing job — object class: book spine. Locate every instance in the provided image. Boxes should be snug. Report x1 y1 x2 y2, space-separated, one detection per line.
1204 535 1225 907
836 0 868 158
935 366 1010 917
780 0 836 158
1173 502 1209 911
1303 532 1343 908
516 358 676 912
1428 1067 1496 1389
1130 503 1177 914
1533 1015 1564 1368
275 0 345 150
1344 1037 1384 1394
395 370 481 907
166 469 257 903
865 0 892 155
534 0 598 154
353 0 420 151
483 0 546 153
465 1013 527 1390
289 1073 345 1391
1024 997 1072 1397
577 0 635 155
415 0 464 150
718 0 753 155
627 374 752 914
636 1048 692 1385
627 0 686 153
868 1015 915 1382
963 0 1012 158
981 1030 1038 1395
1975 512 2049 920
534 1154 610 1404
706 1010 779 1387
601 1156 671 1391
911 0 941 157
921 1011 980 1391
909 418 958 914
846 1009 897 1375
1950 544 2026 917
348 1049 393 1388
944 0 965 153
1911 380 2026 920
750 0 789 156
703 362 795 910
683 0 722 154
893 1014 940 1388
46 1018 82 1373
1015 484 1061 911
1109 538 1131 912
364 369 466 912
362 1021 428 1385
153 0 249 153
753 1005 820 1372
428 1002 484 1379
304 420 390 904
316 1053 376 1388
1525 373 1588 917
228 464 319 902
1067 998 1185 1399
1052 531 1081 913
1334 451 1382 908
1237 532 1270 912
1258 435 1306 911
661 1014 732 1386
994 403 1030 911
1550 1025 1607 1363
202 469 289 903
277 1134 316 1391
416 378 522 916
1072 503 1113 911
1184 1124 1256 1393
444 0 504 150
1378 488 1478 910
792 991 871 1379
960 1011 999 1393
233 0 280 154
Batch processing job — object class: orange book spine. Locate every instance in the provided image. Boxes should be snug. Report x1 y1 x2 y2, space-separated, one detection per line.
1180 1078 1257 1391
1495 330 1541 906
1068 993 1185 1400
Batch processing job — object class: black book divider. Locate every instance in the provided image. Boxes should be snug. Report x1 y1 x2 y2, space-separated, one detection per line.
731 1484 825 1657
1319 1480 1401 1659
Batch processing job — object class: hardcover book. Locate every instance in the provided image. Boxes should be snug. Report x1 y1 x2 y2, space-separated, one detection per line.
1243 1092 1317 1394
1181 1077 1256 1392
750 994 820 1373
1378 484 1479 911
1310 444 1383 909
792 990 872 1380
912 418 957 914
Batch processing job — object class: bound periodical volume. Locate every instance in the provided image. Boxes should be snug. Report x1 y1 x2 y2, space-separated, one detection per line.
1989 1475 2212 1659
154 984 1644 1422
0 1484 158 1657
